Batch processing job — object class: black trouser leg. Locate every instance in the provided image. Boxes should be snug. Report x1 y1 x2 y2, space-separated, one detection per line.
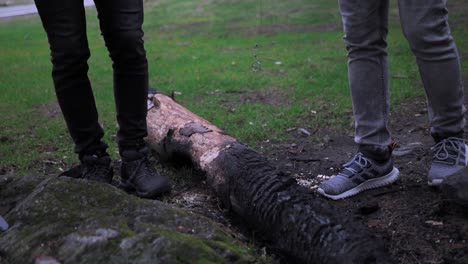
94 0 149 154
35 0 105 155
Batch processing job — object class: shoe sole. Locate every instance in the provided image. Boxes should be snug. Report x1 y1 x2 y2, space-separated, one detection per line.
427 179 443 186
120 181 171 198
317 167 400 200
428 165 468 187
428 142 468 187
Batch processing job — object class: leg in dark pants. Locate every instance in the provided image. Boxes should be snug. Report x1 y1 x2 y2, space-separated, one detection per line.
35 0 149 156
34 0 106 155
35 0 170 195
94 0 149 154
92 1 171 195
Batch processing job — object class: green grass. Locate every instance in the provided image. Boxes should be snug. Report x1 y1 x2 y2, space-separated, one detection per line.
0 0 467 172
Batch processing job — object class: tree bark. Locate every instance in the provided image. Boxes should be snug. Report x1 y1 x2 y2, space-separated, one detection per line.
146 92 390 264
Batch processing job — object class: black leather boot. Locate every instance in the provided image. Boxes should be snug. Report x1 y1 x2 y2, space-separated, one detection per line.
80 149 113 183
120 146 171 198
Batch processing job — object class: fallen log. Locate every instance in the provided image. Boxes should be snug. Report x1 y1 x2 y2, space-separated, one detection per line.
146 92 391 263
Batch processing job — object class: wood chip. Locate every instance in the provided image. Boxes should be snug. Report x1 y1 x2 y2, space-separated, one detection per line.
298 128 311 136
425 220 443 226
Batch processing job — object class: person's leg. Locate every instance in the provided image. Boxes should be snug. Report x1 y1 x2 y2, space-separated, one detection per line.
93 0 148 153
317 0 399 200
35 0 112 183
93 0 171 197
34 0 107 156
398 0 467 186
398 0 465 142
341 0 392 150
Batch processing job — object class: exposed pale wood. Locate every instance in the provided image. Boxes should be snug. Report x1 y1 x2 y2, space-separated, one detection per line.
146 93 237 202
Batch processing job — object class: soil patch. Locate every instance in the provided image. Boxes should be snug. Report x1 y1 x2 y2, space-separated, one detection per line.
37 102 61 119
202 87 291 110
234 87 290 107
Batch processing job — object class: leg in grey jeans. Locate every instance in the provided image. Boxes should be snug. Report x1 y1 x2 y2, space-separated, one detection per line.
398 0 465 142
339 0 465 149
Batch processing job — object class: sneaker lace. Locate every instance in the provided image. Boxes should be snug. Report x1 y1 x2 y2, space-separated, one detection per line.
339 153 371 177
431 137 466 165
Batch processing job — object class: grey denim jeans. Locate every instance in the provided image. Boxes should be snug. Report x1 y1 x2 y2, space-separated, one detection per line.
339 0 465 147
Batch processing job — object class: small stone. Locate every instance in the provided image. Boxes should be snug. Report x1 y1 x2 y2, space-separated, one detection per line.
424 220 443 226
35 256 60 264
0 215 8 231
298 128 311 136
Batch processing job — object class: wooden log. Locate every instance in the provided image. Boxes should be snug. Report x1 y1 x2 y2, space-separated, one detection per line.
146 92 391 263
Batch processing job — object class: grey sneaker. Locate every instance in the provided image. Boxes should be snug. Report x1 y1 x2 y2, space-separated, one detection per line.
428 137 468 186
317 153 399 200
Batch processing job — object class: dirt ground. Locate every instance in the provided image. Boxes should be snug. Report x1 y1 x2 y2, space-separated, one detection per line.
265 98 468 264
160 95 468 264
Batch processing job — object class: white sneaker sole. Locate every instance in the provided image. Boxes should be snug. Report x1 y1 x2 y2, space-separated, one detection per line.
427 179 443 186
317 167 400 200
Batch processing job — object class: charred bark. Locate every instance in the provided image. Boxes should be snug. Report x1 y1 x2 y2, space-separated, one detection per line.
146 93 391 263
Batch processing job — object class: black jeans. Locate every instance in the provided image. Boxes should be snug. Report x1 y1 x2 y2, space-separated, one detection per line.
35 0 149 155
